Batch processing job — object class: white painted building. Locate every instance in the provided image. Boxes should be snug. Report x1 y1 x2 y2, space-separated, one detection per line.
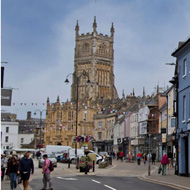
1 121 19 152
130 112 139 145
1 121 35 153
18 134 34 147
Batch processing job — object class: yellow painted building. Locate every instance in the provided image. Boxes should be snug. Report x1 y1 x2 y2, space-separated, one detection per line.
44 96 97 149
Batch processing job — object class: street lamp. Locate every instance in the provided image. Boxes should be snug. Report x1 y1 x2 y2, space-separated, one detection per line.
34 109 46 147
65 70 90 158
165 63 176 66
148 134 151 176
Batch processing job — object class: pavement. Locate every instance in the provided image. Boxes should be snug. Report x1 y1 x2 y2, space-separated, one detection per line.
1 159 190 190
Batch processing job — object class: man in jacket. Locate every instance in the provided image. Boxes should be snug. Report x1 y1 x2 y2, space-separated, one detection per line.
18 152 34 190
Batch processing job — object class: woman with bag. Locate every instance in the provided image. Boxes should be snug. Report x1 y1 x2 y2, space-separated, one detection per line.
161 153 169 175
7 156 19 190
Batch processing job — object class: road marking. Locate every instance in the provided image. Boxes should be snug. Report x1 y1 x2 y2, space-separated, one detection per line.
57 177 78 180
92 179 101 184
104 185 117 190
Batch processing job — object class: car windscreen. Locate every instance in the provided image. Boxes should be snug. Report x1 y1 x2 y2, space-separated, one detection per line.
47 154 55 158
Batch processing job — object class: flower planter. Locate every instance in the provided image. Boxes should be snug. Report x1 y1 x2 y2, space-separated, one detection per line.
80 166 89 172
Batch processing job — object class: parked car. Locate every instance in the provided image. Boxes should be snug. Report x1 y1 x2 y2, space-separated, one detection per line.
38 153 57 168
99 151 111 158
85 150 102 164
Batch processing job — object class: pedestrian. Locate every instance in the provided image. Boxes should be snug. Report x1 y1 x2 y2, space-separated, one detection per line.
18 151 34 190
161 153 169 175
147 153 152 162
117 152 120 160
36 151 41 160
151 152 156 165
7 156 19 190
137 152 141 165
142 153 147 165
112 152 115 159
120 151 124 162
41 154 53 190
1 154 8 181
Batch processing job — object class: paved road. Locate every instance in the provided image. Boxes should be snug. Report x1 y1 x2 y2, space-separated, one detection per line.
30 176 178 190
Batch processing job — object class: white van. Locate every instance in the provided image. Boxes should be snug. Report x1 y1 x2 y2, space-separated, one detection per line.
45 145 71 154
67 148 84 163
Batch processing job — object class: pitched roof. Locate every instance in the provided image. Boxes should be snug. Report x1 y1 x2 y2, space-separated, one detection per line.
172 38 190 57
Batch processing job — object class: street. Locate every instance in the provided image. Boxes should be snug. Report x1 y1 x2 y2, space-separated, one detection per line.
2 159 190 190
27 159 179 190
30 176 177 190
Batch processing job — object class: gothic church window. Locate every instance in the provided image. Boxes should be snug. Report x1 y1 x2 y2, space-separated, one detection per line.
99 43 107 56
82 43 90 56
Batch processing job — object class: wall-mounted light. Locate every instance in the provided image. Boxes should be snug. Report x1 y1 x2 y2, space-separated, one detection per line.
180 129 186 138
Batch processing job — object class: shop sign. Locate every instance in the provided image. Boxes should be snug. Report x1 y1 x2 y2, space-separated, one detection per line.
1 89 12 106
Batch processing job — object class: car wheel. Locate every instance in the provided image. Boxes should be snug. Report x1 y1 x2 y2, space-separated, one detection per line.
71 159 76 164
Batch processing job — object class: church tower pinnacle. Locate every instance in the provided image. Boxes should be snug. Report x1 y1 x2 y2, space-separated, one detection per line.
75 20 79 38
93 16 97 33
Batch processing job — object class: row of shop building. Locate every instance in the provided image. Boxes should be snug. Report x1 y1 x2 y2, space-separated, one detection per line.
92 37 190 177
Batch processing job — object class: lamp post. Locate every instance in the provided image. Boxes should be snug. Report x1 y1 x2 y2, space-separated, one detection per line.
34 109 46 147
84 107 87 136
65 70 90 158
148 134 151 176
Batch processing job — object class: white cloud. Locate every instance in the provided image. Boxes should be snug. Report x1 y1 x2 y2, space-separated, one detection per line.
2 0 190 119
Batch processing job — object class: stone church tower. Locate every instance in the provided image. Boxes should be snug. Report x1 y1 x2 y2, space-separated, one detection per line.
71 17 118 103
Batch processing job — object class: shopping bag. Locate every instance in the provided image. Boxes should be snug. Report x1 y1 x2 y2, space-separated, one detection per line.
158 165 162 174
17 175 22 184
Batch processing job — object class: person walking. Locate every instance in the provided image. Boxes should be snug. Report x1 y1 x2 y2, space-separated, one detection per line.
18 152 34 190
41 154 53 190
7 156 19 190
161 153 169 175
120 151 124 162
36 151 41 160
137 152 141 165
117 152 120 160
142 153 147 165
151 152 156 165
1 154 8 181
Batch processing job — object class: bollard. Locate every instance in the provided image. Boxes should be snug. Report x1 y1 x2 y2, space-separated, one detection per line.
85 161 88 175
93 160 95 172
110 157 112 165
68 159 70 168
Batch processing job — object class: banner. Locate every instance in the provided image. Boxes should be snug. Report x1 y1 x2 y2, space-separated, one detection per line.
1 67 4 88
1 89 12 106
139 121 147 135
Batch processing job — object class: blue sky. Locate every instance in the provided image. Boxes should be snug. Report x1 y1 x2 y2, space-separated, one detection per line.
1 0 190 119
